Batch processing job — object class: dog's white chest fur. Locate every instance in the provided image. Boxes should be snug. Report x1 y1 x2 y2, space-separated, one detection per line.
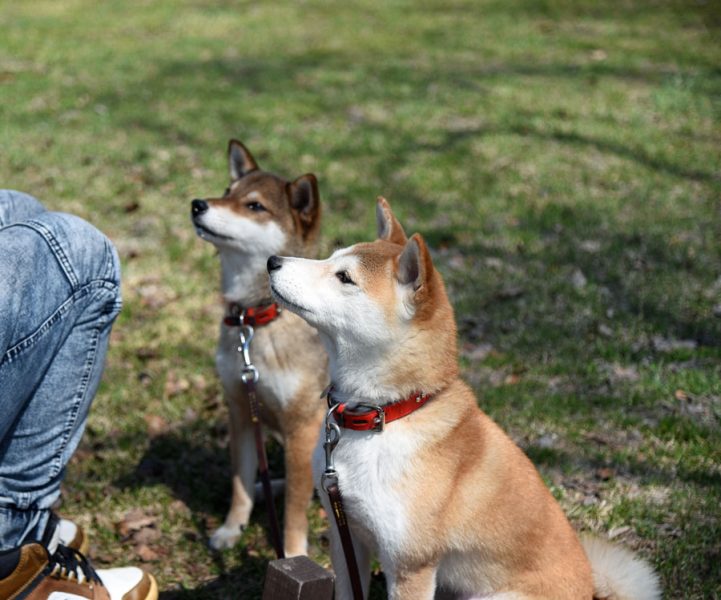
215 328 300 414
313 424 419 560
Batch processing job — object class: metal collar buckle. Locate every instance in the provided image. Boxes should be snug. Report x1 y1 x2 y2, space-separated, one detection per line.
355 403 386 432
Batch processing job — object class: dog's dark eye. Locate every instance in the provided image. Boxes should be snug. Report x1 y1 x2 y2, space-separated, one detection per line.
223 187 231 196
246 201 266 212
336 270 355 285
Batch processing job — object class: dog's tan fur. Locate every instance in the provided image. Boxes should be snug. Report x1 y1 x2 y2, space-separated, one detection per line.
268 198 660 599
192 140 327 555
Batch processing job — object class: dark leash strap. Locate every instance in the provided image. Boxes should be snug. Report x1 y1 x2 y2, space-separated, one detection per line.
322 400 364 600
245 377 285 559
326 481 364 600
235 314 285 560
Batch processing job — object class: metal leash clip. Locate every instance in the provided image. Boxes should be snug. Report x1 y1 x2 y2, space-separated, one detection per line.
237 316 259 384
321 403 341 493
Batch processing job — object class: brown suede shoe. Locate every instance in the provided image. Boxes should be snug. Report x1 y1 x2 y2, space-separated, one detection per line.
0 542 158 600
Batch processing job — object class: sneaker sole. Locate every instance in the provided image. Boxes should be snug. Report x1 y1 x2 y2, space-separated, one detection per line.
145 574 159 600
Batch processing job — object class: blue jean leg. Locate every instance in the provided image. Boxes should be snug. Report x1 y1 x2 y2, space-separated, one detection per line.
0 190 46 226
0 190 122 549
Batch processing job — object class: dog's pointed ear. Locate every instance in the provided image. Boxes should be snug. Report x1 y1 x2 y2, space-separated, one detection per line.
396 233 434 300
376 196 407 245
289 174 321 236
228 139 259 180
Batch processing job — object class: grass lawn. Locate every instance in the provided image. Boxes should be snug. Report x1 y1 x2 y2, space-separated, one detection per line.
2 0 720 597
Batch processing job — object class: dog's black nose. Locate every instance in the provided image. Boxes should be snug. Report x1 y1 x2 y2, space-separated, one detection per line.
191 199 208 216
267 255 283 273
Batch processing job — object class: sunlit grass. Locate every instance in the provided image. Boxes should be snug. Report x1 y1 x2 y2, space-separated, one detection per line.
2 0 720 597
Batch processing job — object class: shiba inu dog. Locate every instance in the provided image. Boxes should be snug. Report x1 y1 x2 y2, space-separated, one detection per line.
191 140 327 555
266 197 661 599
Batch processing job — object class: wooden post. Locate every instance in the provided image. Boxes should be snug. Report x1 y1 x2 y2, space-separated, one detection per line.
262 556 334 600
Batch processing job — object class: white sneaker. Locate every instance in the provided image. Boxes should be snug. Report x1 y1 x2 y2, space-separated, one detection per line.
57 518 89 555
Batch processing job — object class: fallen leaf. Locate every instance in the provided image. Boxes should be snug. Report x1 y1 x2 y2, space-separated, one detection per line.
579 239 601 253
504 373 521 385
570 268 587 290
612 364 639 382
132 527 161 545
144 414 169 438
484 257 505 270
133 280 176 310
585 432 610 446
135 544 159 562
447 253 465 270
164 370 190 398
608 525 631 539
135 347 159 360
496 286 525 300
462 343 493 362
138 372 153 387
597 324 613 338
115 509 158 538
536 433 557 449
596 467 614 481
674 389 690 402
652 336 697 352
170 499 190 514
191 374 207 391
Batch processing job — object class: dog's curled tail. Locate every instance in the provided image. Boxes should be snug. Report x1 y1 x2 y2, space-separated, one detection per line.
581 535 661 600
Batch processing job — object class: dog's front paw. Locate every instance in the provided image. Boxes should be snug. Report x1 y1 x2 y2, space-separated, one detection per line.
209 523 244 550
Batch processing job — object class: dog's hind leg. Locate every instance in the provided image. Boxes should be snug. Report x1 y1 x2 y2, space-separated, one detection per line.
282 416 322 556
210 392 257 550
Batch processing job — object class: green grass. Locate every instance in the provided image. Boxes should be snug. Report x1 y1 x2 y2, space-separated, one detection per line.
2 0 720 597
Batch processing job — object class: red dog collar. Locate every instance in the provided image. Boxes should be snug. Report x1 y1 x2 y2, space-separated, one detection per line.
325 387 432 432
224 302 281 327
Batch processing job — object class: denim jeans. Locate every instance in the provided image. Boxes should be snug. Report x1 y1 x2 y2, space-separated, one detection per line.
0 190 122 549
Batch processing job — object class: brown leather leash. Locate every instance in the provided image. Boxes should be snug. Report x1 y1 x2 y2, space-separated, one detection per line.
320 400 364 600
231 303 285 559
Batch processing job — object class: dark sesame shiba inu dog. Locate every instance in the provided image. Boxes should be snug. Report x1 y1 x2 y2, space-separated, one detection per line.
191 140 327 556
267 197 661 599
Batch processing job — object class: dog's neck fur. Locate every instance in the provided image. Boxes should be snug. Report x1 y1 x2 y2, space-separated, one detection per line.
320 319 458 408
219 250 272 307
320 332 395 406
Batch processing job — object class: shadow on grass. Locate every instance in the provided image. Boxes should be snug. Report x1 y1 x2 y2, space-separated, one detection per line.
525 441 721 490
84 42 721 355
114 426 396 598
113 427 287 597
157 549 268 600
84 48 721 180
424 206 721 375
115 424 283 520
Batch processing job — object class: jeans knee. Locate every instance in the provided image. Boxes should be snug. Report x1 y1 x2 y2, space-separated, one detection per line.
29 212 122 297
0 190 46 227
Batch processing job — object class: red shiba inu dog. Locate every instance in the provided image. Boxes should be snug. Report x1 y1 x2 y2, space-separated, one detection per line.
266 198 660 599
191 140 327 556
